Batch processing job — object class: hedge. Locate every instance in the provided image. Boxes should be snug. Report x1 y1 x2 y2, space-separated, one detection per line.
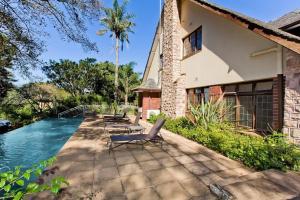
149 114 300 171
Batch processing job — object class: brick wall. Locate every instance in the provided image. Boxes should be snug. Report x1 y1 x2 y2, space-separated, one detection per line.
272 75 284 131
283 49 300 143
209 86 223 101
142 92 161 120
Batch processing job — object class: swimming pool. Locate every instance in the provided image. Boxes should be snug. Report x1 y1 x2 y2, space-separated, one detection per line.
0 117 83 172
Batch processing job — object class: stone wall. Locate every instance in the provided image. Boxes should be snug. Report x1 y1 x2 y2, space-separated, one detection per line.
161 0 186 118
283 49 300 143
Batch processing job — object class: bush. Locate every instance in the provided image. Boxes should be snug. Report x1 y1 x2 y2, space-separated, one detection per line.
0 157 68 199
148 114 300 171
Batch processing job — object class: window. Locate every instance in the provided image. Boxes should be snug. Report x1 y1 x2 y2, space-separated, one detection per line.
239 96 254 128
224 96 236 122
183 26 202 58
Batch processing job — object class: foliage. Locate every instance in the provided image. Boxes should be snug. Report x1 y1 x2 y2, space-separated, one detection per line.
97 0 135 103
0 157 68 200
149 114 300 171
119 62 141 105
0 0 100 73
189 96 234 129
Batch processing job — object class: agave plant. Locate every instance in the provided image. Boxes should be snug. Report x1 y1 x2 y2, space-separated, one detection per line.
188 95 235 129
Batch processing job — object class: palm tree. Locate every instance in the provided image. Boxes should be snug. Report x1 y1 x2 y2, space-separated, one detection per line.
119 62 140 105
97 0 135 104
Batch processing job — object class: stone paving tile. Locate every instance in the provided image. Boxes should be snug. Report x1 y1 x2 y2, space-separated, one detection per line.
121 173 152 192
139 159 163 171
115 155 137 165
151 151 171 159
201 160 228 172
166 165 194 181
94 157 116 169
133 151 154 162
114 150 133 157
93 178 124 198
158 157 180 167
126 188 161 200
174 155 196 164
224 178 297 200
94 166 120 181
216 167 253 179
118 163 143 176
184 162 211 176
190 153 211 162
145 168 175 185
65 170 94 198
71 160 94 172
198 173 223 186
155 181 191 200
179 177 211 197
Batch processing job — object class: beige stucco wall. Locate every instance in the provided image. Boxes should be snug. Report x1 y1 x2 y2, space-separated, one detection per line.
181 0 280 89
147 42 161 86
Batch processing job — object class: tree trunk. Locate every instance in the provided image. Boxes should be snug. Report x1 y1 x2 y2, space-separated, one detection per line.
125 77 128 106
114 37 119 107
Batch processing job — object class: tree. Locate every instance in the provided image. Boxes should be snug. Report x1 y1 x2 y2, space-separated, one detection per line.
97 0 135 104
0 0 101 73
119 62 140 105
0 35 16 99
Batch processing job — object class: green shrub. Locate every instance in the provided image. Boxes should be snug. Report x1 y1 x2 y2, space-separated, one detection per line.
0 157 68 199
148 114 300 171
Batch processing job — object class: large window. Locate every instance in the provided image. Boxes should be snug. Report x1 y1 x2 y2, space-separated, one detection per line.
183 26 202 58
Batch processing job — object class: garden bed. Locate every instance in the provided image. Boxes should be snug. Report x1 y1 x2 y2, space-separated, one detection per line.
148 114 300 171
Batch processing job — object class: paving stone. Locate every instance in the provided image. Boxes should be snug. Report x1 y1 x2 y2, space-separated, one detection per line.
151 151 171 159
166 165 194 181
155 181 191 200
126 188 160 200
121 173 152 192
191 154 211 162
94 166 119 181
184 162 211 176
216 158 243 169
94 157 116 169
224 178 297 200
145 145 162 152
145 168 175 185
133 152 154 162
199 173 223 186
174 155 196 164
179 177 211 197
201 160 228 172
93 178 123 197
70 160 94 172
116 155 137 165
158 157 180 167
118 163 143 176
66 170 94 196
114 150 133 157
139 159 163 171
216 167 253 179
166 147 185 157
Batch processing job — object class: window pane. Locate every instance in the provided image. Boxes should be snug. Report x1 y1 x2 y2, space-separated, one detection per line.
255 82 273 91
239 96 253 128
195 88 202 104
190 32 196 51
224 96 236 122
256 95 273 131
204 88 209 102
183 37 192 57
224 85 236 93
239 84 252 92
196 28 202 50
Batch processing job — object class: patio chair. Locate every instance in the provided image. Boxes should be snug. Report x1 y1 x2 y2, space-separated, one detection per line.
108 118 166 152
104 112 144 134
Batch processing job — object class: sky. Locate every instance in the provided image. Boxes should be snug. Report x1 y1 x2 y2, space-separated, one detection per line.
15 0 300 85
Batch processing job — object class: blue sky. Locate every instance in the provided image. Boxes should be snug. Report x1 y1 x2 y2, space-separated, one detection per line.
15 0 300 85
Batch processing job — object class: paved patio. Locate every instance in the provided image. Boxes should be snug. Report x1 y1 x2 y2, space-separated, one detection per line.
34 116 300 200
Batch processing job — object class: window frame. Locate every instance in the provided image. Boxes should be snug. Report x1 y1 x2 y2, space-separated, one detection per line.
182 26 202 59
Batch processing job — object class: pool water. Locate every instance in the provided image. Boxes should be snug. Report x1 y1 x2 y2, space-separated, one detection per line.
0 117 83 172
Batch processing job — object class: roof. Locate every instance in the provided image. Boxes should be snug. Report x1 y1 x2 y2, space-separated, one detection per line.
133 79 161 92
191 0 300 54
270 10 300 29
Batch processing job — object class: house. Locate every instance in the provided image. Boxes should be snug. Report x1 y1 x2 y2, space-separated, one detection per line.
135 0 300 142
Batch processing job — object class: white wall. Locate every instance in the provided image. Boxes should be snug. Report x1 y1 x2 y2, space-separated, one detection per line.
181 0 280 88
147 43 161 87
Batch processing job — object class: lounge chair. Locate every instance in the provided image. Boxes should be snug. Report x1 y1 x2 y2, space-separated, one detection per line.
108 118 166 152
104 112 144 133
